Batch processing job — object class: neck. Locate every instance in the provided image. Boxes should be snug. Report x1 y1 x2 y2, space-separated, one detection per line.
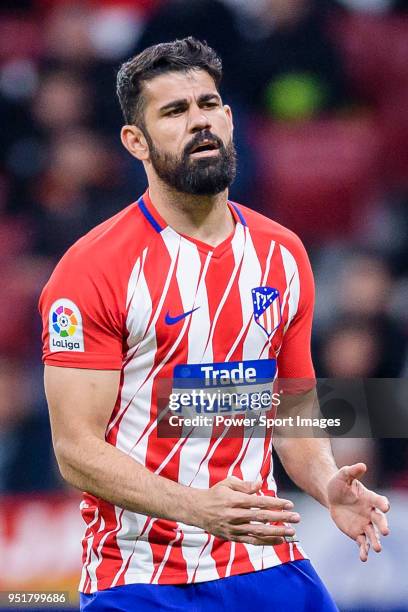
147 180 235 248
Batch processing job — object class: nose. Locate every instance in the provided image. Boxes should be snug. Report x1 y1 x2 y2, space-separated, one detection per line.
188 103 211 133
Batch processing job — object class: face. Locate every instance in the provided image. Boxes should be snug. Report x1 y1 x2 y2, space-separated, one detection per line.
125 69 236 196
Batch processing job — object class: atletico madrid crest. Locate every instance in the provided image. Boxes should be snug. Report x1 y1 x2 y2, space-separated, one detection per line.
252 286 281 337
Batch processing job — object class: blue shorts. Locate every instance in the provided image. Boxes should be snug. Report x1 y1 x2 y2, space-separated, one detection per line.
80 559 338 611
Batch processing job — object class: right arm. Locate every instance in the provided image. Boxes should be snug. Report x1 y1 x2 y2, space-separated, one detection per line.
45 364 300 545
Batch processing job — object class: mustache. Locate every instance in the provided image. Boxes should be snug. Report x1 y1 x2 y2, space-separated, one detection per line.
184 131 224 156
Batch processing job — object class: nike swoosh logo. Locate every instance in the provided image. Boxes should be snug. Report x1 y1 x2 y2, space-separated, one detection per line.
165 307 200 325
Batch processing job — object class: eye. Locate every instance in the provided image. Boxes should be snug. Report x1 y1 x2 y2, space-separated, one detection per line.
203 101 219 109
167 107 184 116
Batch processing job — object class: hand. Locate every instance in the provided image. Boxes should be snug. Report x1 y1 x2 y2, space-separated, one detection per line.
194 476 300 546
327 463 390 562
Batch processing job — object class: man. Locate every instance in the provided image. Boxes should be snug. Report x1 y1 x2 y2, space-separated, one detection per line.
39 38 389 611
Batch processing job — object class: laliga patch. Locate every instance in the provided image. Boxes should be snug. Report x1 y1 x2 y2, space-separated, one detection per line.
49 298 84 352
252 286 281 337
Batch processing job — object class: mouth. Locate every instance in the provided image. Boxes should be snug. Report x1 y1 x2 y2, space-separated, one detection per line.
188 140 220 157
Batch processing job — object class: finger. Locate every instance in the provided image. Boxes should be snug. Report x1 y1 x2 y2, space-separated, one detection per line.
230 534 284 546
247 536 286 546
236 494 294 510
371 508 389 536
225 477 262 494
340 463 367 484
358 534 370 562
365 523 382 553
356 534 369 562
229 509 300 525
252 510 301 524
234 523 296 538
369 492 390 514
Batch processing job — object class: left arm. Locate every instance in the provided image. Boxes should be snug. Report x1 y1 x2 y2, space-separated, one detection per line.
274 234 390 561
273 389 337 508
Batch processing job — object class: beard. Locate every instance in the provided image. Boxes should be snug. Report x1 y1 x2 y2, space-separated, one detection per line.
144 129 237 196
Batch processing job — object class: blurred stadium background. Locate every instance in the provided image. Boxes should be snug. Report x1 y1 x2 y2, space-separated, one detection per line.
0 0 407 610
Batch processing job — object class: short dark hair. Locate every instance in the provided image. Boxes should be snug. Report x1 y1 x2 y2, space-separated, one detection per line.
116 37 223 127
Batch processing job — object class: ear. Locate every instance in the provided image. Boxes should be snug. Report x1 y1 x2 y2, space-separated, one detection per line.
224 104 234 133
120 125 150 161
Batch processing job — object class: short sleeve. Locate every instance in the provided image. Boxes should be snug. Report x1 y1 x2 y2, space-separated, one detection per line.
277 236 316 391
39 247 125 370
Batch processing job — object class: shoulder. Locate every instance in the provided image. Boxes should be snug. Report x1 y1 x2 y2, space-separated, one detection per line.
39 201 153 310
233 201 310 263
61 201 152 270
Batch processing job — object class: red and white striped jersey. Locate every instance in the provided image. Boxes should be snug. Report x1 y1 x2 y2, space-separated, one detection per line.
39 191 315 593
